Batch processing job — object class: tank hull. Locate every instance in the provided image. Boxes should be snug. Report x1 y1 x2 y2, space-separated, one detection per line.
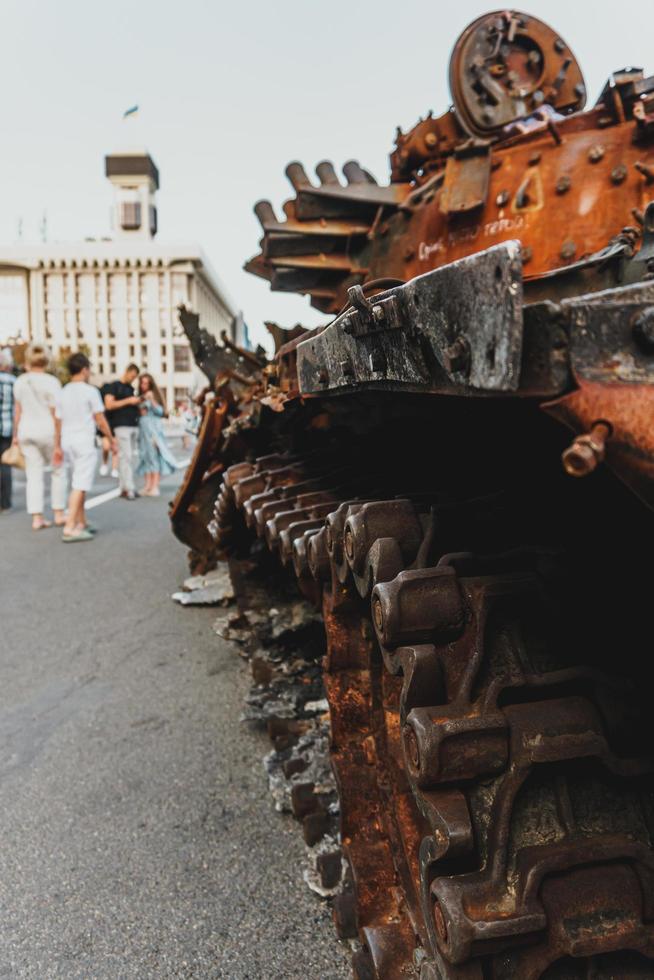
171 11 654 977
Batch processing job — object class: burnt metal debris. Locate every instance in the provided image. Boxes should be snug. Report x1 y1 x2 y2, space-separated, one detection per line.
171 10 654 979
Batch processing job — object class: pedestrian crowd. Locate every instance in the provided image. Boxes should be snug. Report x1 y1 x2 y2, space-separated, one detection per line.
0 347 180 543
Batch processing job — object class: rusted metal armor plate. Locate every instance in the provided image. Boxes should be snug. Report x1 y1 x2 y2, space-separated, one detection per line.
439 142 491 215
561 279 654 384
296 241 524 395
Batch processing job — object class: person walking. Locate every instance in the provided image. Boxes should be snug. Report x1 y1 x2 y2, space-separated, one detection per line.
11 344 66 530
59 352 116 543
0 348 16 514
136 373 176 497
101 363 140 500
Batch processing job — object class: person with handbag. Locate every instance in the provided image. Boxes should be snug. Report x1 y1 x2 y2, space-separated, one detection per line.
0 347 16 514
12 344 66 530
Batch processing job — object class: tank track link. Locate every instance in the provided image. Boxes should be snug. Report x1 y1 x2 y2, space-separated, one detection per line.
212 451 654 980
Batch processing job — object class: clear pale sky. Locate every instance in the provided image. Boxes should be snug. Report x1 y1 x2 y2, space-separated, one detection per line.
0 0 651 346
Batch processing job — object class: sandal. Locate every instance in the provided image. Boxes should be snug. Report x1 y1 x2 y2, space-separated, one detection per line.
61 529 94 543
32 520 52 531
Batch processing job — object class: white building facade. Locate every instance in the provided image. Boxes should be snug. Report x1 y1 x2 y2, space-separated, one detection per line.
0 151 241 406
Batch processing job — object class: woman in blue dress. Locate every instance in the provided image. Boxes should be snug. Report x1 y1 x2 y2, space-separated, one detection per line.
136 373 177 496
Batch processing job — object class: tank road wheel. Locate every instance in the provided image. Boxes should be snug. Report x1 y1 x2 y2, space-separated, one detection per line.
217 460 654 979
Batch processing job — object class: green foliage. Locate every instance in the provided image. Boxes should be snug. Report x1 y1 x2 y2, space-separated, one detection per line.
52 344 91 384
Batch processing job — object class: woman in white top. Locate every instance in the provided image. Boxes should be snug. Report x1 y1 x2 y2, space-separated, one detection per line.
12 345 66 530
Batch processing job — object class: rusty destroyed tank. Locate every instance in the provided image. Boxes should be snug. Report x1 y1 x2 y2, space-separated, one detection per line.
171 11 654 979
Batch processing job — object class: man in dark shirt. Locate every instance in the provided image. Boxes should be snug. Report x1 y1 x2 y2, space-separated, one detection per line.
101 364 140 500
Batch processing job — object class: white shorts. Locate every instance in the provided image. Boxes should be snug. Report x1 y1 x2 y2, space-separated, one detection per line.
63 439 97 493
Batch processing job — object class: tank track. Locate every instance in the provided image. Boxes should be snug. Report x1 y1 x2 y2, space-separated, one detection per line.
211 451 654 980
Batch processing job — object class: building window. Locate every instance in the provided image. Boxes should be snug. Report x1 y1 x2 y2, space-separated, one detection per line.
158 272 167 305
77 275 94 306
79 307 95 333
173 344 190 371
120 201 141 231
174 387 189 405
109 274 127 306
160 344 166 357
129 344 135 357
45 274 64 305
140 274 158 307
171 272 189 306
110 361 116 373
162 361 167 373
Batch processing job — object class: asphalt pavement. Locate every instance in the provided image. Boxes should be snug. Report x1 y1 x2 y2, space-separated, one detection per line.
0 449 350 979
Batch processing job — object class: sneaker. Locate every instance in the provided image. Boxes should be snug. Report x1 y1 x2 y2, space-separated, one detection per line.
99 463 109 476
121 490 138 501
111 468 119 478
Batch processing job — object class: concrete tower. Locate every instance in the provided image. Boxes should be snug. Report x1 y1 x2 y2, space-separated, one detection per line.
104 151 159 240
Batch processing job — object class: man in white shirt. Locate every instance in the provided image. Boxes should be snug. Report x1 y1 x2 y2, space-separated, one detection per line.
59 352 116 542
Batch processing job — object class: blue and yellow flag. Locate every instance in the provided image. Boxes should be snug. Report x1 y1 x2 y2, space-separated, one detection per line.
123 105 139 119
